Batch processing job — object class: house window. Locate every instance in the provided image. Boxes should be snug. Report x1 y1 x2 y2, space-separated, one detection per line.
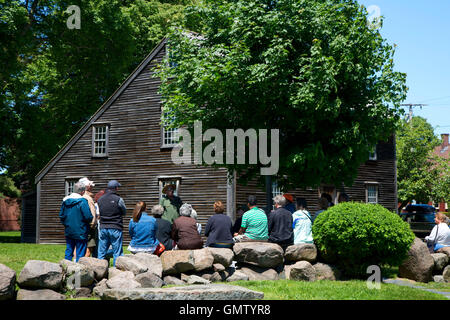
366 184 378 204
159 177 181 199
161 107 179 148
65 178 81 197
92 124 109 157
272 180 283 198
368 145 377 161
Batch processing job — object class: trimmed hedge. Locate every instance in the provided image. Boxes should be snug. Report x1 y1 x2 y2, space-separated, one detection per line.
312 202 415 278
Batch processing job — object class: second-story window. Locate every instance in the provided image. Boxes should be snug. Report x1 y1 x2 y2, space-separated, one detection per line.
161 106 179 148
92 124 109 157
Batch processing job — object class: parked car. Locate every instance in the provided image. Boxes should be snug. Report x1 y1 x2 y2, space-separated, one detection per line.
399 204 436 239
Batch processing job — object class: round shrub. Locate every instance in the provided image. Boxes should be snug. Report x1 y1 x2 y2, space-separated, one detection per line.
312 202 415 278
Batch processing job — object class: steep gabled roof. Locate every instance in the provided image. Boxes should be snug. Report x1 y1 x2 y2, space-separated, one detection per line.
35 38 167 184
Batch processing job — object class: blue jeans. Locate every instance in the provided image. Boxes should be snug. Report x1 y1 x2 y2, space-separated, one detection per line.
97 228 123 266
434 244 450 251
65 237 88 262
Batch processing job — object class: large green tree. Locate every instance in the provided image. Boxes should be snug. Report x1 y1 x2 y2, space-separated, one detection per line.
396 116 442 209
1 0 192 190
158 0 407 190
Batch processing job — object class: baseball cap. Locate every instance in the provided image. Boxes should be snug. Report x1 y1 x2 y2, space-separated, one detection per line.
107 180 121 189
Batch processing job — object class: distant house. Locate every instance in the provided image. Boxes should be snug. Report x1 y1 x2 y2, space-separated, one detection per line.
431 133 449 212
22 39 398 244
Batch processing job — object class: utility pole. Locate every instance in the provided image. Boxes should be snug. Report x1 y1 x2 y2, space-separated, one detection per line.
400 104 428 122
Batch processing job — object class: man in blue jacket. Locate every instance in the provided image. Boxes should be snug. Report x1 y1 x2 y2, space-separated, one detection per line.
59 182 93 262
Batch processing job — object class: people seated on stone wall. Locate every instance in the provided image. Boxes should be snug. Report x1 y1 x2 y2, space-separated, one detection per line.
312 196 329 223
59 182 93 262
292 197 314 244
128 201 165 256
268 195 294 250
232 205 247 235
204 201 234 248
233 195 268 243
152 204 173 250
160 184 183 224
283 193 296 214
425 212 450 252
171 203 203 250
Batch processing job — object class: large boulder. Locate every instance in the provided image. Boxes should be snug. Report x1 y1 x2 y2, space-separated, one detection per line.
192 249 215 272
161 250 196 275
226 270 249 282
443 266 450 283
115 255 148 275
130 253 163 278
313 263 341 281
0 263 16 300
100 284 264 300
93 279 108 297
78 257 109 281
238 265 279 281
437 247 450 259
17 289 65 300
233 243 284 268
288 261 316 281
135 271 164 288
430 253 449 273
106 271 141 290
285 244 317 263
181 274 211 285
59 259 95 289
163 276 185 286
399 238 434 283
18 260 63 290
207 248 235 268
108 267 124 279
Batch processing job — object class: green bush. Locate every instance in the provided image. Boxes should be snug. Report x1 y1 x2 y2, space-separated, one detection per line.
312 202 415 278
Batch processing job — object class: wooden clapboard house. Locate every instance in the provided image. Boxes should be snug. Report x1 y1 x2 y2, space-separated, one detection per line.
24 38 397 244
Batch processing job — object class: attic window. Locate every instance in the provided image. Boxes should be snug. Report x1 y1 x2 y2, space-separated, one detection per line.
92 124 110 157
368 145 377 161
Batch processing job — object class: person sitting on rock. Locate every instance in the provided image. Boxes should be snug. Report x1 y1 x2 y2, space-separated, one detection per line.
128 201 165 256
425 212 450 252
292 197 314 244
152 204 173 250
233 195 268 243
205 201 234 248
171 203 203 250
268 195 294 250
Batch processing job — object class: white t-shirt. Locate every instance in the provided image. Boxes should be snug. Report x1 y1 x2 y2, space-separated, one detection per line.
425 223 450 245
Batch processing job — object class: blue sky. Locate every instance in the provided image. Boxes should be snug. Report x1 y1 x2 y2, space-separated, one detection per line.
358 0 450 137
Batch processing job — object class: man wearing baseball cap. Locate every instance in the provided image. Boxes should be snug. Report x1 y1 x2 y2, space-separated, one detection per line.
78 177 97 257
97 180 127 266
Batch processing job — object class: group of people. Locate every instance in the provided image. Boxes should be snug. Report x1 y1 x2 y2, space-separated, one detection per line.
59 177 344 266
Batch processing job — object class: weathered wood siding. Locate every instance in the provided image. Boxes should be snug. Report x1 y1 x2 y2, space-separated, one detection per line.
38 44 228 244
21 192 37 243
236 137 397 213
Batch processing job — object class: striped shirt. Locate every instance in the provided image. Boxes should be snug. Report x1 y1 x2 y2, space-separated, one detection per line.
241 207 268 240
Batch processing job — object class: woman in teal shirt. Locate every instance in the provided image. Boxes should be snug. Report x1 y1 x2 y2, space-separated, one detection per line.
128 201 162 254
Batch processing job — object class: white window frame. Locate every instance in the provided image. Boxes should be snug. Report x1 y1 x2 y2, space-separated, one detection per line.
158 176 182 199
160 105 179 148
272 180 283 198
365 183 379 204
65 177 82 197
92 123 110 157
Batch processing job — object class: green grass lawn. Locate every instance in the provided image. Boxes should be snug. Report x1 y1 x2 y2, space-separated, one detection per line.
0 232 448 300
228 280 448 300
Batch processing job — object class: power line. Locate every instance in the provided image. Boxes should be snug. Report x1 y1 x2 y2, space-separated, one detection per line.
400 103 428 122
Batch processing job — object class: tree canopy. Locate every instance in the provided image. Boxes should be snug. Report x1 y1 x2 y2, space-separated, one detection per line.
1 0 193 190
396 116 449 209
157 0 408 190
